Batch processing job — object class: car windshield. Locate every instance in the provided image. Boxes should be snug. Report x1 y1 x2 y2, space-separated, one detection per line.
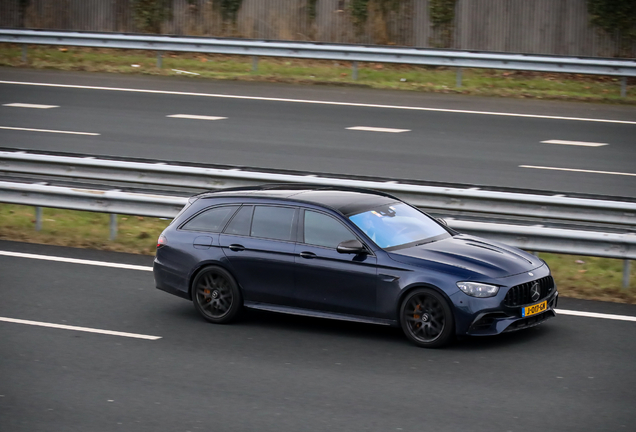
348 202 449 249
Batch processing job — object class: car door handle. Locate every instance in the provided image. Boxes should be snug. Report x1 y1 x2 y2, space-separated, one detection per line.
229 244 245 252
299 251 316 259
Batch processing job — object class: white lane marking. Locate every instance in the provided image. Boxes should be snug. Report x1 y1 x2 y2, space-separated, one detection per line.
0 80 634 125
347 126 410 133
0 251 153 271
3 103 59 109
520 165 636 177
556 309 636 322
541 140 608 147
0 126 99 136
0 317 161 340
167 114 227 121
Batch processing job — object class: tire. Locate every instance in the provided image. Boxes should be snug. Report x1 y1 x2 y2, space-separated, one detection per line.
192 266 242 324
399 288 455 348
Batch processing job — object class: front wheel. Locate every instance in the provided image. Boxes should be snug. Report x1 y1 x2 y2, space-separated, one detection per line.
399 288 455 348
192 266 242 324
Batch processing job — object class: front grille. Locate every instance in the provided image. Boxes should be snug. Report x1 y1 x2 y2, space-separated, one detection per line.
504 276 554 307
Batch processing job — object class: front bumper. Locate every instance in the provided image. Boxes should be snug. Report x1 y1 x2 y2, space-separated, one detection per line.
465 290 559 336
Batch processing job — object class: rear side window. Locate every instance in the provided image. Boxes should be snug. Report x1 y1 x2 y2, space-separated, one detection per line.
181 205 239 232
251 206 296 241
224 205 254 236
304 210 356 249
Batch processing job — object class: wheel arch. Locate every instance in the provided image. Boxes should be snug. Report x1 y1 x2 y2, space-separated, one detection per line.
395 283 457 323
187 260 242 301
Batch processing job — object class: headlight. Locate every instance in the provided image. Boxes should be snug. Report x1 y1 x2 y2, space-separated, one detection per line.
456 282 499 298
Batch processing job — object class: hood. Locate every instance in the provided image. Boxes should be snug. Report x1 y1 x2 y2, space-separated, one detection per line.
388 234 543 279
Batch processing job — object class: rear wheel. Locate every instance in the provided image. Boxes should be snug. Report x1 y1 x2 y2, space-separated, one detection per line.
192 266 242 324
399 288 454 348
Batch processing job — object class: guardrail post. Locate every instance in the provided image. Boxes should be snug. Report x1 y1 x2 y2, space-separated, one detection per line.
110 214 117 240
624 260 631 289
252 56 258 72
156 51 162 69
621 77 627 98
21 44 27 63
456 67 463 87
352 61 358 81
35 206 42 231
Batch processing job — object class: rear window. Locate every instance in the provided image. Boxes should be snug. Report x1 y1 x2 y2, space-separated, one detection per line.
181 205 239 232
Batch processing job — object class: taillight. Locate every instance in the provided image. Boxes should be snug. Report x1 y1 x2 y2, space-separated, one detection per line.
157 234 167 249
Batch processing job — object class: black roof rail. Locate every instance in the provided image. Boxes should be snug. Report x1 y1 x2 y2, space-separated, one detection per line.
192 183 401 201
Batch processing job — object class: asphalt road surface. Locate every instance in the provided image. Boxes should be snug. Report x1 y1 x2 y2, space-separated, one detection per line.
0 68 635 198
1 240 635 432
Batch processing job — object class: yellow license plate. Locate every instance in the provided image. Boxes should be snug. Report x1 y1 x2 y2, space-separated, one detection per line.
523 300 547 317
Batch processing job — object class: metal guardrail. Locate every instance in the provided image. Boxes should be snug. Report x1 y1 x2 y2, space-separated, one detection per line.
1 29 635 94
450 219 636 261
0 181 186 218
1 151 635 231
1 180 635 262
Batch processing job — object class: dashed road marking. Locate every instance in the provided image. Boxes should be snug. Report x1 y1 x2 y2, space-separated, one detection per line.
0 317 162 340
520 165 636 177
167 114 227 121
541 140 608 147
0 126 99 136
1 80 634 125
3 103 59 109
346 126 410 133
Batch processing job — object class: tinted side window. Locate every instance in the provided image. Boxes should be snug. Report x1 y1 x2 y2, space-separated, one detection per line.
304 210 356 248
181 205 238 232
224 205 253 236
251 206 296 241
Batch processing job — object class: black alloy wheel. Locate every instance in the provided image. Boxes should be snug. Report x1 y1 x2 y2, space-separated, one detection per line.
399 288 454 348
192 266 242 324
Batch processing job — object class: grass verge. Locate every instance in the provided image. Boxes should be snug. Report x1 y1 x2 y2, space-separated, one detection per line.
0 45 634 104
1 204 634 304
0 204 170 256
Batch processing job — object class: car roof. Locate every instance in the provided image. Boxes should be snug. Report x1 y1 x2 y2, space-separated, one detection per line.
195 185 400 216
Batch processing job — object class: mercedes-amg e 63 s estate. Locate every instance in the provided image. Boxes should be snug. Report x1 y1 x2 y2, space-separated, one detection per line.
154 185 558 347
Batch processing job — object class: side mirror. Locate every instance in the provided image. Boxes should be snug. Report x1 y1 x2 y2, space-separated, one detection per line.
337 239 367 255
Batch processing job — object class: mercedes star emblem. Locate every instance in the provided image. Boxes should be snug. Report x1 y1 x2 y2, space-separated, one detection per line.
530 282 541 302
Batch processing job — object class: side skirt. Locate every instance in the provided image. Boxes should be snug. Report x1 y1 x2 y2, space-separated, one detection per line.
244 302 398 327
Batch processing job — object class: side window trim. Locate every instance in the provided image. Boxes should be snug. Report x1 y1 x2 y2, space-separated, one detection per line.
177 204 239 233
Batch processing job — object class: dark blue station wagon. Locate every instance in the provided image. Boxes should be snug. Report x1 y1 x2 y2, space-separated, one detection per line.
154 185 558 347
